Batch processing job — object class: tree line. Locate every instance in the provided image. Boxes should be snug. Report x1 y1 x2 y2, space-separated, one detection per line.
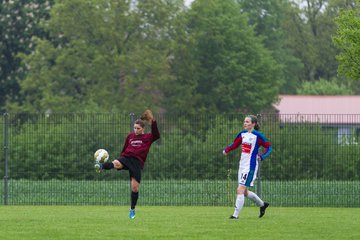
1 0 359 114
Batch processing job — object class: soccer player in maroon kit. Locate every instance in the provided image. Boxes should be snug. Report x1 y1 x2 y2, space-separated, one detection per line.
95 110 160 219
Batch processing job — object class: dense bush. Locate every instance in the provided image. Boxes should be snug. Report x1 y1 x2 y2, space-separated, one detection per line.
1 113 359 180
4 113 130 180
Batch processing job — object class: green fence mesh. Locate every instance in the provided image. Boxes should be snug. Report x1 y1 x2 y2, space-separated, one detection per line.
1 113 360 207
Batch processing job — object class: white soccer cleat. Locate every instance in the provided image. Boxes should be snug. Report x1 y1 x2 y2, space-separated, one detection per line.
94 163 103 173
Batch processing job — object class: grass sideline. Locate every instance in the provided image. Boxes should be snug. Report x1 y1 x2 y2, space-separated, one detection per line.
0 206 359 240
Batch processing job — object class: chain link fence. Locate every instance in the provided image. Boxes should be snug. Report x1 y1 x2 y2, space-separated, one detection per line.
1 112 360 207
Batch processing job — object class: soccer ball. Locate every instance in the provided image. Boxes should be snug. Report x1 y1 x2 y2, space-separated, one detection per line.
94 149 109 163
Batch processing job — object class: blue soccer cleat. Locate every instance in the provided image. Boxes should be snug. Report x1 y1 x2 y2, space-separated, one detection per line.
129 209 136 220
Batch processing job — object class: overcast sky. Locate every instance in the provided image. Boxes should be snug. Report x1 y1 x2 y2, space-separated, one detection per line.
184 0 193 7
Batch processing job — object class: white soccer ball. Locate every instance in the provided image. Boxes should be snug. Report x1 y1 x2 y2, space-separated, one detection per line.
94 149 109 163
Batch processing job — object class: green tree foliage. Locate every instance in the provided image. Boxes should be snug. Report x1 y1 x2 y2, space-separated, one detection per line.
333 2 360 81
0 0 54 112
297 78 354 95
283 0 355 82
6 0 354 114
237 0 303 94
165 0 283 115
8 0 183 113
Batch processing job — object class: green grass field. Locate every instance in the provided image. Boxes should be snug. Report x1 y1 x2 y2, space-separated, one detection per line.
0 206 359 240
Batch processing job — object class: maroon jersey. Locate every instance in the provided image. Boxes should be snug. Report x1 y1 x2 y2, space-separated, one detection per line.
120 120 160 169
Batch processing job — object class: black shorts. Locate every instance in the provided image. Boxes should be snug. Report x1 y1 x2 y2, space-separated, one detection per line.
117 156 142 183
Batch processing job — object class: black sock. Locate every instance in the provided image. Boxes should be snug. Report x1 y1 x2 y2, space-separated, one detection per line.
102 162 114 169
131 191 139 209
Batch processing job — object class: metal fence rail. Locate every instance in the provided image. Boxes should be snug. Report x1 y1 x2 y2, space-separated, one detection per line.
1 113 360 207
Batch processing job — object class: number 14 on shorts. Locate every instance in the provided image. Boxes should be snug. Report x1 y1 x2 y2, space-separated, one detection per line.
239 173 248 185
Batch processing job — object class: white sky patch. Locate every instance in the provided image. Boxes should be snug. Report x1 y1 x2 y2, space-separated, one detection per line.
184 0 194 7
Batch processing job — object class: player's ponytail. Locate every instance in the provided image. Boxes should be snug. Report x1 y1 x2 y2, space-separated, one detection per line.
247 115 260 131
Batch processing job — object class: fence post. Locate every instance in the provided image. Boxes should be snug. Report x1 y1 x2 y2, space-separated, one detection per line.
4 113 9 205
129 113 135 132
256 113 262 198
128 112 135 200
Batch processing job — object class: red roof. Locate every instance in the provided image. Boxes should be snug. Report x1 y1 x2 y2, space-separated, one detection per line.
274 95 360 124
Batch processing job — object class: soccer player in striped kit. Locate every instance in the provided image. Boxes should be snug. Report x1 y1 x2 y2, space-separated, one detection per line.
223 115 272 219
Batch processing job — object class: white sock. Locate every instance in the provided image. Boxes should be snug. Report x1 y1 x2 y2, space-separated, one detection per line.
232 194 244 217
246 191 264 207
